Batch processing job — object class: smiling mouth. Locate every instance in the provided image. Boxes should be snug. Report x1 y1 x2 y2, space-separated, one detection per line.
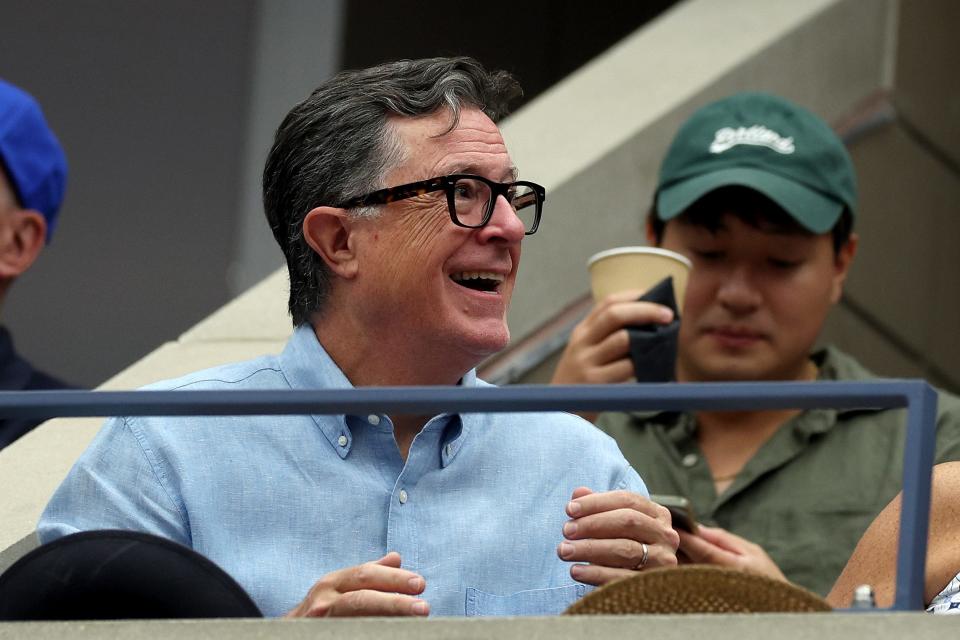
450 271 505 293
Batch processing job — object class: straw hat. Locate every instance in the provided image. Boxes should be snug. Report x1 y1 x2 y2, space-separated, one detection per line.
564 565 831 614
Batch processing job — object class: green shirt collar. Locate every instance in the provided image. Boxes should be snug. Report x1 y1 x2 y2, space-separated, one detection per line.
637 346 882 439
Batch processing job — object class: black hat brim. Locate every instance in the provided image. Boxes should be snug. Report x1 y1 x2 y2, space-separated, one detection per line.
0 529 262 620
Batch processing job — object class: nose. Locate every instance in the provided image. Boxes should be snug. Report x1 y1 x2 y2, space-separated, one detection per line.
716 265 762 314
476 194 526 245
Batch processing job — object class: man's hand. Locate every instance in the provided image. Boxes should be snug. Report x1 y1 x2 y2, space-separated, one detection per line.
552 290 674 386
678 525 786 582
286 551 429 617
551 292 673 421
557 487 679 585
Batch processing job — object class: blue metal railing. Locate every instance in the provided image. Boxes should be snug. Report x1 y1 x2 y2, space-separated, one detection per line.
0 379 938 610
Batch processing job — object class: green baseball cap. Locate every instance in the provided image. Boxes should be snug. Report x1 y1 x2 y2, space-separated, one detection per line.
655 92 857 233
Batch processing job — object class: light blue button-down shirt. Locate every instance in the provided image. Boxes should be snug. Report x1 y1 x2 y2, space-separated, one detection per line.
39 325 647 617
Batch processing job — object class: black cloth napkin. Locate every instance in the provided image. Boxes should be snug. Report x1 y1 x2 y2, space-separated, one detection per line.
627 276 680 383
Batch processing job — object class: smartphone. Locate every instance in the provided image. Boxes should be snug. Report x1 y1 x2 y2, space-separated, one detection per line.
650 494 699 534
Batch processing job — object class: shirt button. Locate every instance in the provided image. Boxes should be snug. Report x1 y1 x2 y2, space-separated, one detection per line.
399 489 408 504
368 414 381 426
337 435 348 447
444 444 452 457
681 453 699 468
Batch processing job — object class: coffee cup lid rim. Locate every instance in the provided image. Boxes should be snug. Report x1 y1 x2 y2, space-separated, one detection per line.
587 246 692 269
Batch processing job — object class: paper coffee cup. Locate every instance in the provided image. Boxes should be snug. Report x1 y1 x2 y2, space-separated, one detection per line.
587 247 692 303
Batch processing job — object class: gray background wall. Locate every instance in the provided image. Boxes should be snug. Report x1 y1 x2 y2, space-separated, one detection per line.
0 0 342 386
821 0 960 392
0 0 674 387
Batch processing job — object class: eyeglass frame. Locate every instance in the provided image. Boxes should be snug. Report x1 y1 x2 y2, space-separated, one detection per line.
336 173 545 235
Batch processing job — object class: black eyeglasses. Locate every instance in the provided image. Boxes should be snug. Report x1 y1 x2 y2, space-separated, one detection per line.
337 174 545 235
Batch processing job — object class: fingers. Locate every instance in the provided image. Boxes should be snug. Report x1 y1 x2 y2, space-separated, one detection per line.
579 297 674 346
330 554 426 595
589 331 634 373
374 550 403 568
568 563 642 587
557 347 635 386
553 328 632 386
563 508 678 549
559 535 676 571
324 590 430 617
570 486 593 500
678 529 738 566
680 525 761 560
690 525 746 553
559 489 679 584
552 297 674 386
566 489 665 520
677 527 787 582
288 553 430 618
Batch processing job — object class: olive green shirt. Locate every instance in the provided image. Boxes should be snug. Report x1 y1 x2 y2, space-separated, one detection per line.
597 346 960 596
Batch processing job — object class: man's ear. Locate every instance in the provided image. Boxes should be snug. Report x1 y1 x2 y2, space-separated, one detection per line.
0 209 47 279
830 232 858 304
302 206 360 279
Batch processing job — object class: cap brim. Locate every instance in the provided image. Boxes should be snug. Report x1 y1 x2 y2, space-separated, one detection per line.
0 530 262 620
657 167 844 233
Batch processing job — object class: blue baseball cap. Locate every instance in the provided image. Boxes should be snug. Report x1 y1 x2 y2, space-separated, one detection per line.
0 79 68 242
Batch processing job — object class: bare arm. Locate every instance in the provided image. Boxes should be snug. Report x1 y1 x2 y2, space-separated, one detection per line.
827 462 960 608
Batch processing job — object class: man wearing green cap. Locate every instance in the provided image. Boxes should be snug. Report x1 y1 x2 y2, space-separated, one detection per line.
552 92 960 596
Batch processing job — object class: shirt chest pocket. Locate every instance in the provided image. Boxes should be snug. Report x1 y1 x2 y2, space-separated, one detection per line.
465 584 588 616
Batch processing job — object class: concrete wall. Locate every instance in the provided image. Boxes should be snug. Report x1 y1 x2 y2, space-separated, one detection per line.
229 1 345 294
820 0 960 390
0 612 957 639
0 1 342 388
0 1 255 386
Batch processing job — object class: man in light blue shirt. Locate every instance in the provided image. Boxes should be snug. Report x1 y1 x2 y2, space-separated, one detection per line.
38 57 679 618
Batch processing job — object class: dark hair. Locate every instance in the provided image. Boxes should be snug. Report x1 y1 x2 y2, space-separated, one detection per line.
647 186 854 254
262 57 522 327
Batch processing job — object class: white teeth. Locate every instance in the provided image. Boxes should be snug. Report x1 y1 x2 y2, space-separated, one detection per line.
452 271 505 282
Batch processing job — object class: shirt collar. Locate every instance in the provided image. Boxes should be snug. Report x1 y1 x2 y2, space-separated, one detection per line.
418 373 479 468
277 325 359 458
278 324 477 461
279 324 354 392
632 347 871 431
810 346 882 418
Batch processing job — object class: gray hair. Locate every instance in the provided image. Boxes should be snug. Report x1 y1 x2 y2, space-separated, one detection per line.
262 56 523 326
